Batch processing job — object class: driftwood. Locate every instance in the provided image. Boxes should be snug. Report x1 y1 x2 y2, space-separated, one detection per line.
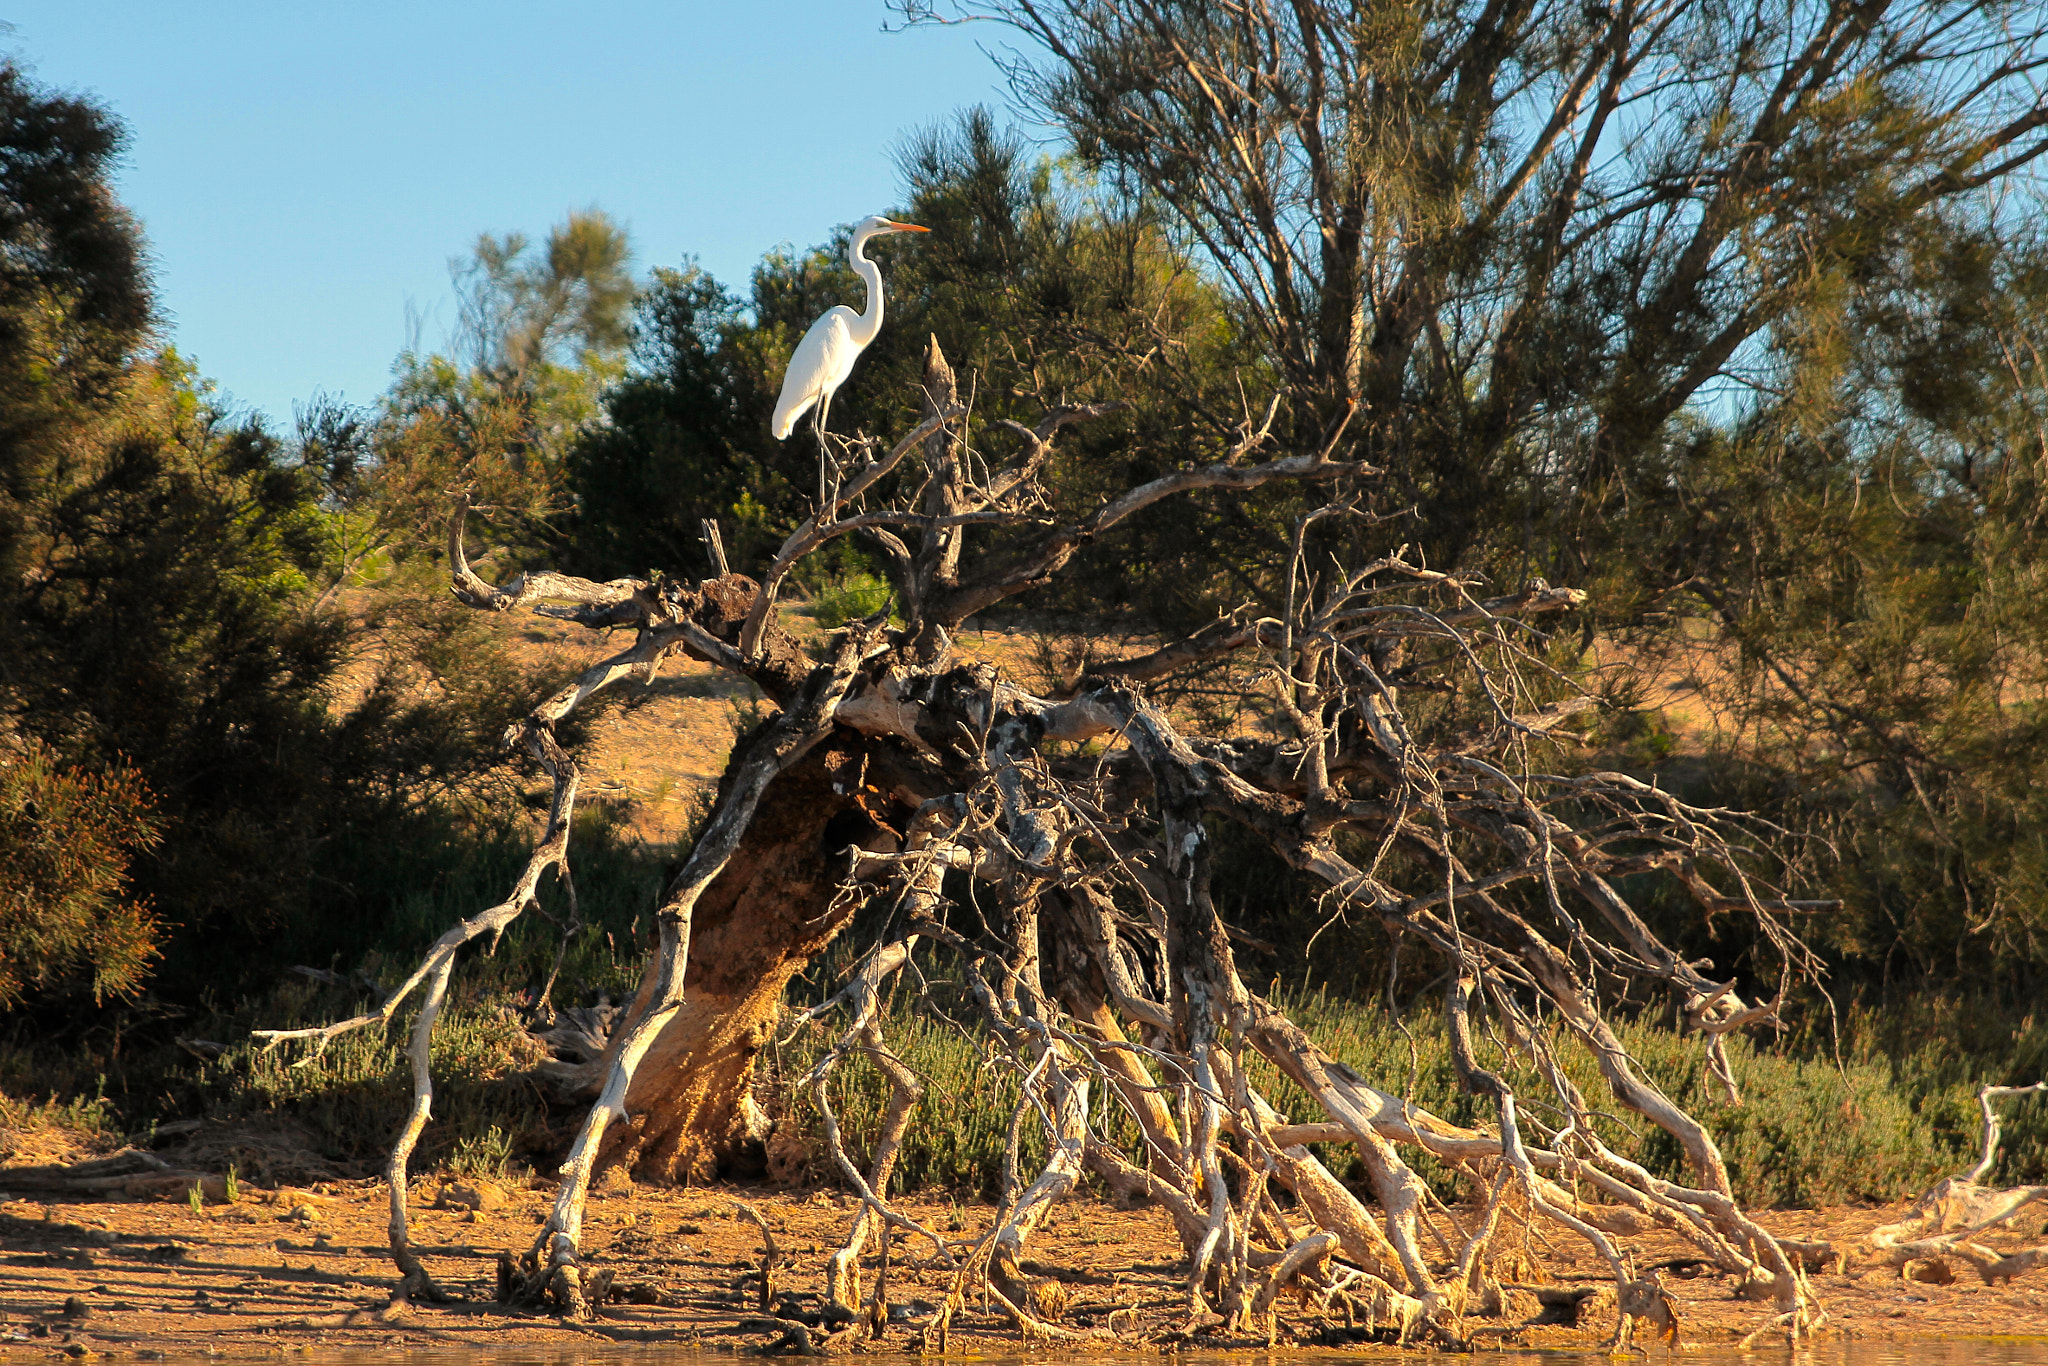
0 1149 219 1202
1848 1081 2048 1287
253 341 2048 1345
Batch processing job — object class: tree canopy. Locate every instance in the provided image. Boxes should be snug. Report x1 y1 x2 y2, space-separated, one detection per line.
0 65 583 1004
903 0 2048 579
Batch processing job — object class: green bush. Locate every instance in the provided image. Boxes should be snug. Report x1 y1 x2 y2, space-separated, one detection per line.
0 740 162 1007
774 974 1985 1208
1806 998 2048 1187
809 573 896 630
1255 989 1973 1207
771 1004 1047 1197
0 805 669 1162
209 980 553 1171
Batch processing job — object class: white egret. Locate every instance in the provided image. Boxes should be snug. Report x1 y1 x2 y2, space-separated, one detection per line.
770 215 930 442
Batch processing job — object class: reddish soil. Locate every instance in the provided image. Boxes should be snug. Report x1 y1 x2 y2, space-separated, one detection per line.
29 598 2013 1357
1 1172 2045 1359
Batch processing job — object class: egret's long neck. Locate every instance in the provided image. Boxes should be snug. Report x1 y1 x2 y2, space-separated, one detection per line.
847 227 886 348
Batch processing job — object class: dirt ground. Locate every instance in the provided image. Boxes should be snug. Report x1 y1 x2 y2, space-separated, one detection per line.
20 602 2019 1360
2 1165 2045 1360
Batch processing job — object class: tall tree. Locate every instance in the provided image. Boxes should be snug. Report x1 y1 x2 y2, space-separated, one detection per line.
1622 220 2048 991
453 208 636 398
0 66 567 1002
894 0 2048 989
564 262 793 578
310 211 640 600
0 60 152 596
905 0 2048 576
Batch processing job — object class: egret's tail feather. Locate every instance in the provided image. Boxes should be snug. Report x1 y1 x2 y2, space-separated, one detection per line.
771 390 815 442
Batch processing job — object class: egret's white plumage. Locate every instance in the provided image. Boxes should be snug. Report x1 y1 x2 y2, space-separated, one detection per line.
771 215 929 441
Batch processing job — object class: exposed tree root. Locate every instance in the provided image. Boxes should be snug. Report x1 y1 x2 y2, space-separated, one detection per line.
732 1200 781 1312
265 352 1920 1344
1848 1082 2048 1289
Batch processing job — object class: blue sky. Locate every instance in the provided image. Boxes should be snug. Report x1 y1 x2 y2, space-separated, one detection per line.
6 3 1016 427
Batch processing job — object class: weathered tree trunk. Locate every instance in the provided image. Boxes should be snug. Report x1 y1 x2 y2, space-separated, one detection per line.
275 353 1877 1346
574 730 907 1183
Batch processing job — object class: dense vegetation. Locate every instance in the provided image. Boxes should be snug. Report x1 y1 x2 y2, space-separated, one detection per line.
3 0 2047 1200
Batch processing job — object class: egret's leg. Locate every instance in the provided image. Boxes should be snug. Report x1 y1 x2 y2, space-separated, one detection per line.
814 393 836 506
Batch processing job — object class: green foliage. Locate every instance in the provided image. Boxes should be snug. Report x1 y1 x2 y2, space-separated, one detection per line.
0 359 587 999
1233 991 1974 1208
953 0 2048 584
353 351 580 570
775 966 1983 1207
564 262 798 578
0 809 666 1164
808 572 896 630
448 1125 514 1182
1793 997 2048 1188
264 796 664 1010
1 347 349 993
454 209 635 393
0 61 151 435
0 740 161 1007
303 211 636 599
773 1007 1043 1197
1601 224 2048 989
877 111 1286 628
0 1074 119 1154
214 983 552 1170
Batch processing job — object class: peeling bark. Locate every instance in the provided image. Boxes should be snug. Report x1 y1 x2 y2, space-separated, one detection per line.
578 735 894 1183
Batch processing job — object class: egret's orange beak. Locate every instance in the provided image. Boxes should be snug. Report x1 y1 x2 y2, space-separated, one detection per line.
891 222 932 233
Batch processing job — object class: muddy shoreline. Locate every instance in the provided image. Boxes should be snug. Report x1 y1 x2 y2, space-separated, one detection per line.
3 1173 2047 1360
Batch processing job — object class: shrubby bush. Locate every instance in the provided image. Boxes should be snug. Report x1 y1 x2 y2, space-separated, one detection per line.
0 740 161 1007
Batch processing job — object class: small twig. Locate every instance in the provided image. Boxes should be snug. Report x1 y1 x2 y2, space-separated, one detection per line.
733 1200 780 1312
701 518 730 577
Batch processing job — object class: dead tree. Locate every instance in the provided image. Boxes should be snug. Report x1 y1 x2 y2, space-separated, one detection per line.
264 340 1899 1343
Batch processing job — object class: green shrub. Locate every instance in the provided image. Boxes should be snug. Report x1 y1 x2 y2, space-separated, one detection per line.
0 739 162 1006
773 974 1981 1207
203 980 554 1171
0 1075 121 1158
771 1005 1049 1197
1253 990 1970 1207
0 804 667 1163
1802 998 2048 1187
809 573 896 630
